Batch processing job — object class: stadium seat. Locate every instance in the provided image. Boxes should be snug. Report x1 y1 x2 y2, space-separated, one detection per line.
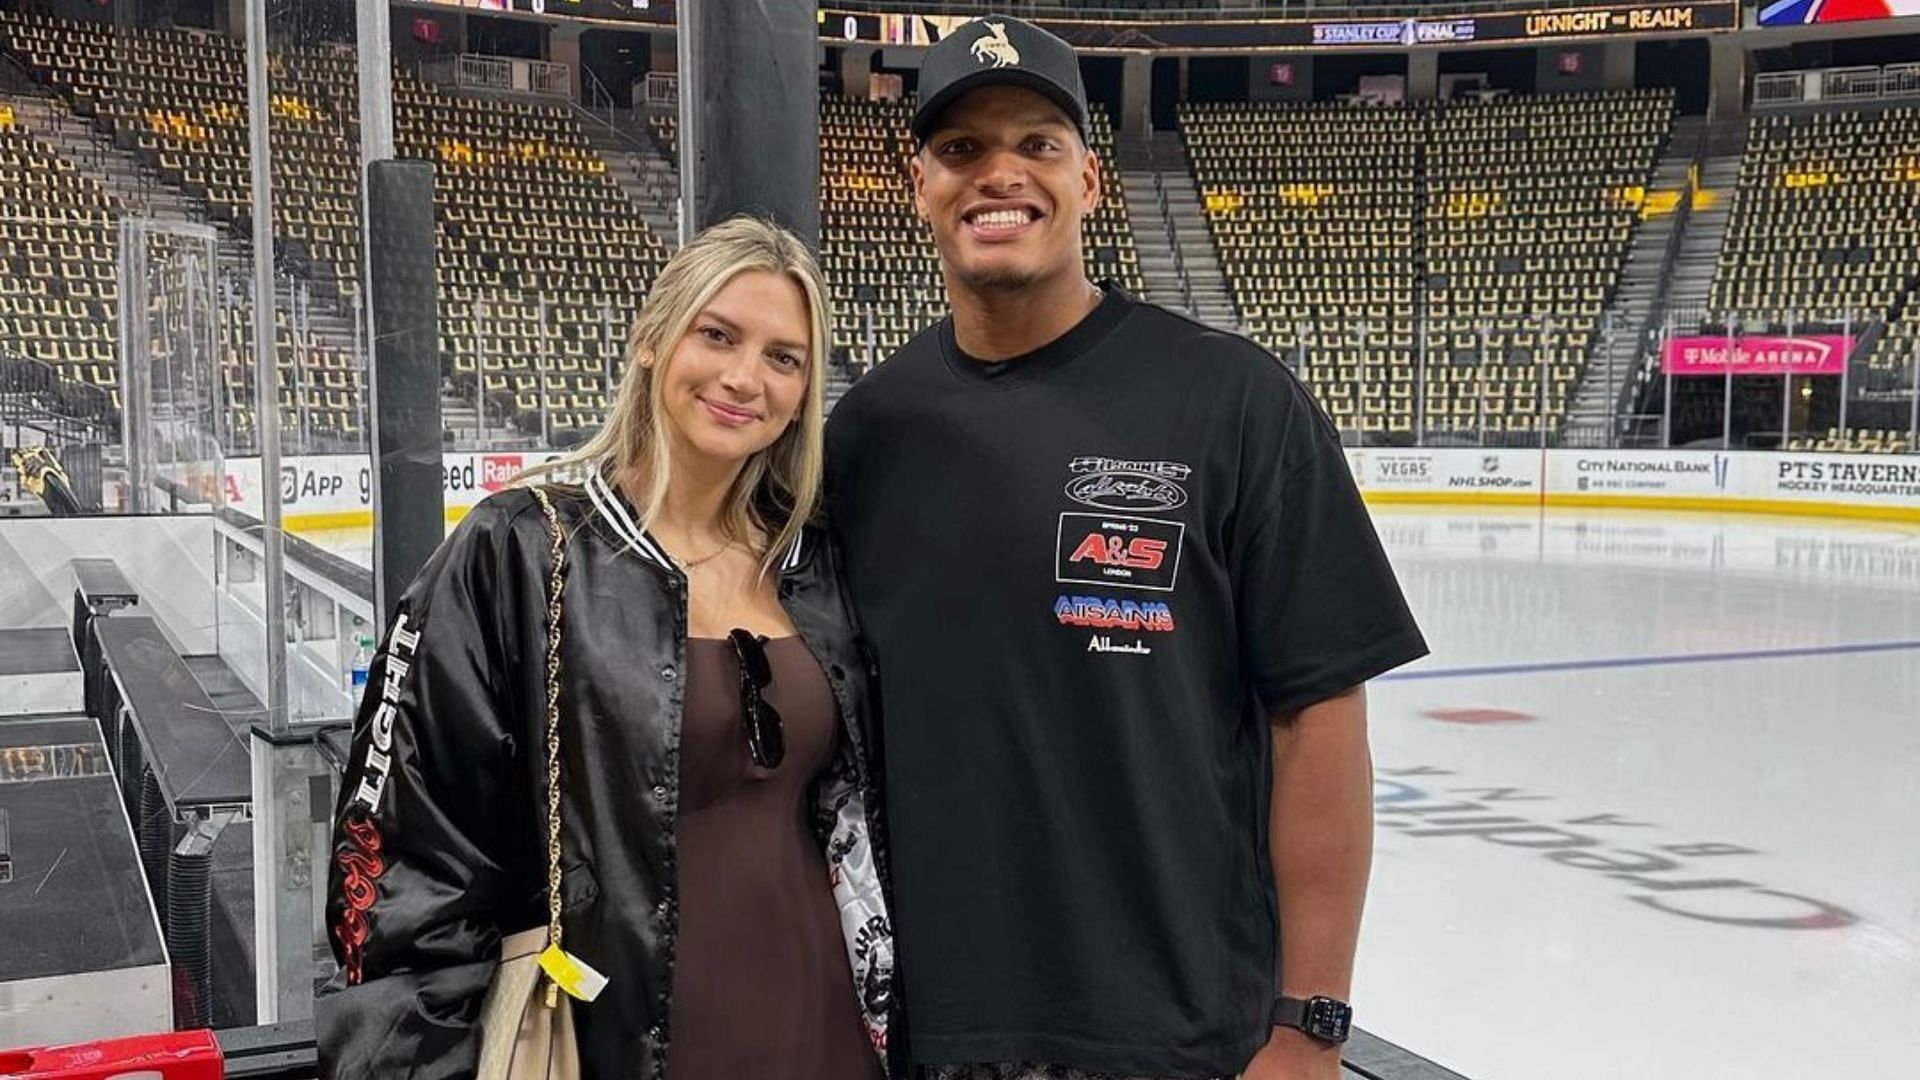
1710 104 1920 453
1181 90 1671 443
0 9 670 443
0 110 119 405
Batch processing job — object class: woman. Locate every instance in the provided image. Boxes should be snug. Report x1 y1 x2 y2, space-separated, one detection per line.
317 217 892 1080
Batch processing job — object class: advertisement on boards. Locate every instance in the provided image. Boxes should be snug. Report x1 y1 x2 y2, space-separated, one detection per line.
1661 336 1852 377
224 453 567 520
1347 448 1543 494
1767 455 1920 507
1345 448 1920 520
1551 450 1734 496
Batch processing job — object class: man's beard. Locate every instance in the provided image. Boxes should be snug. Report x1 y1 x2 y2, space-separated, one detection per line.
957 263 1043 293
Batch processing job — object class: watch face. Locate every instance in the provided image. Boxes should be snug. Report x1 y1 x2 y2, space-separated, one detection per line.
1306 997 1352 1043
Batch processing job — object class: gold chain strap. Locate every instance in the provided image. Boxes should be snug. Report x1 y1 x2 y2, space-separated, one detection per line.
533 486 568 1007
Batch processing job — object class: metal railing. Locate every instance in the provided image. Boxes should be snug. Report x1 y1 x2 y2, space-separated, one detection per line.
1263 308 1919 454
854 297 946 366
1824 65 1891 102
1642 303 1920 452
0 345 118 442
421 53 573 100
1753 72 1805 109
1133 135 1197 316
457 291 633 452
582 65 619 131
1890 61 1920 99
1754 62 1920 109
571 69 681 221
1620 121 1707 443
451 54 511 93
531 59 572 99
31 293 1920 465
644 71 678 108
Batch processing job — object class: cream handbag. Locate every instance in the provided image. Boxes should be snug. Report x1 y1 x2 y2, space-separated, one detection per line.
476 487 584 1080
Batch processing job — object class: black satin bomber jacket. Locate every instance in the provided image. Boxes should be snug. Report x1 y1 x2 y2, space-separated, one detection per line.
316 472 896 1079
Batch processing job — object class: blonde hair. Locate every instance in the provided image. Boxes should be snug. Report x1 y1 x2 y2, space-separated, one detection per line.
522 216 831 576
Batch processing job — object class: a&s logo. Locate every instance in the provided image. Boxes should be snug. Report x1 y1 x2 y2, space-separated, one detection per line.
1056 512 1184 592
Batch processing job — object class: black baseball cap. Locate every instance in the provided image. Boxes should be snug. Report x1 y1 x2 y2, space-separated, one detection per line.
911 16 1089 145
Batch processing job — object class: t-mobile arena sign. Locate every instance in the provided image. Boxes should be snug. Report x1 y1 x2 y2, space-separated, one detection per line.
1662 335 1852 376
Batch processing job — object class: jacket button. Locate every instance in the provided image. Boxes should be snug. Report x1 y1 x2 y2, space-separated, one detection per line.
652 784 668 802
655 899 670 918
660 665 677 681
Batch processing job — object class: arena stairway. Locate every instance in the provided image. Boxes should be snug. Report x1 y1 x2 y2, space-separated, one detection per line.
1567 114 1705 444
1114 130 1239 331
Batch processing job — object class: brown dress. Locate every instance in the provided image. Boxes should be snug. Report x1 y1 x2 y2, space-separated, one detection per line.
665 636 884 1080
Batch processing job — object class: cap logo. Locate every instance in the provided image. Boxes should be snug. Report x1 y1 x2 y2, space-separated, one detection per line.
969 22 1021 69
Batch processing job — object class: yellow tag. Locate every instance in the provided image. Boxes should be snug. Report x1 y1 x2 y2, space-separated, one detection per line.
538 944 609 1003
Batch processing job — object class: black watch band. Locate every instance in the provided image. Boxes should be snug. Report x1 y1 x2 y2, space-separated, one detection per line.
1271 995 1352 1045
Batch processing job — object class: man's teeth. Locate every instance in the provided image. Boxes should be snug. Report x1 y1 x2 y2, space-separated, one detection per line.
974 209 1030 228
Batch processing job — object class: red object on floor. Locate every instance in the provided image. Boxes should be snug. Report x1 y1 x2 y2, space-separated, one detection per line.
0 1030 223 1078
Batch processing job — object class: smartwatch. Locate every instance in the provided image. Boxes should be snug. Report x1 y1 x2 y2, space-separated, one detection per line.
1271 995 1352 1045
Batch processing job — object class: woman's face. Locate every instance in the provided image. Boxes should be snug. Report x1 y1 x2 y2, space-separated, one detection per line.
657 269 813 473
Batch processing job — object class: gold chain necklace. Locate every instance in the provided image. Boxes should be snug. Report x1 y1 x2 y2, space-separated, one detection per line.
667 537 732 572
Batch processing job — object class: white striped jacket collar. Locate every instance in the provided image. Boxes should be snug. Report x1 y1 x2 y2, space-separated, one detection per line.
583 468 807 575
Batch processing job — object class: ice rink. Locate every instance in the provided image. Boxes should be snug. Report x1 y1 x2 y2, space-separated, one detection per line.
1359 508 1920 1080
296 506 1920 1079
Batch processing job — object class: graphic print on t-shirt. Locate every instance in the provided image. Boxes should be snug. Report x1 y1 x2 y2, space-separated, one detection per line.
1055 512 1185 591
1064 455 1192 514
1053 593 1176 655
1052 593 1177 632
1054 455 1193 659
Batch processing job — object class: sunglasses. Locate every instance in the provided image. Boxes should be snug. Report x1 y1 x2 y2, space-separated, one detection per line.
726 628 786 770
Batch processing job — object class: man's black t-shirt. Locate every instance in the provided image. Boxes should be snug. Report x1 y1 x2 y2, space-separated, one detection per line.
825 285 1428 1076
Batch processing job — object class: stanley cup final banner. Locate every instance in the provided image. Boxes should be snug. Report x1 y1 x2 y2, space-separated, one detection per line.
1661 335 1852 377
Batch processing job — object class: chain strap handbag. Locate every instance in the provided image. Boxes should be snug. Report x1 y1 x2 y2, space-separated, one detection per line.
476 487 583 1080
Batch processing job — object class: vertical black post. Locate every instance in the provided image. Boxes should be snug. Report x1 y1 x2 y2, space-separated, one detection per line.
678 1 820 246
366 161 443 630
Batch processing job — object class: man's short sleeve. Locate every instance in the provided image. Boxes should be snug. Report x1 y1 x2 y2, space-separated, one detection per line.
1229 358 1428 717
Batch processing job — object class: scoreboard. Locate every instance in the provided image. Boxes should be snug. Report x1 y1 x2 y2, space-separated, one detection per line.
818 3 1739 50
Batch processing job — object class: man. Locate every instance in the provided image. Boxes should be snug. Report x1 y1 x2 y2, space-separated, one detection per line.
826 17 1428 1080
